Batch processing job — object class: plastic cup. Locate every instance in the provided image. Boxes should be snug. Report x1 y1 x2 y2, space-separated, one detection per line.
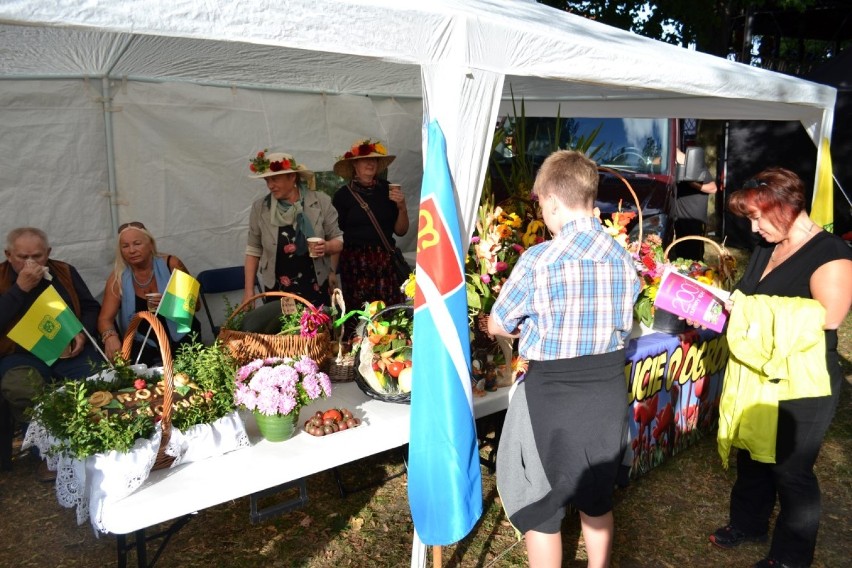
307 237 324 258
145 292 162 312
388 183 401 193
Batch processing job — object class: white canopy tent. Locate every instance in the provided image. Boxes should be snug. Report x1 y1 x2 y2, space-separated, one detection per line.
0 0 836 305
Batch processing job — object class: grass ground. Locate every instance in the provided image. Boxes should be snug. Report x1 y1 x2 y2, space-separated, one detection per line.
1 250 849 567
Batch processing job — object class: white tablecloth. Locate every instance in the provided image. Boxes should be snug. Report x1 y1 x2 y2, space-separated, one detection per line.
22 365 251 533
52 382 508 535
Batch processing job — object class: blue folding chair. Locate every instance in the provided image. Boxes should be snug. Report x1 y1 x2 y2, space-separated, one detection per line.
197 266 260 339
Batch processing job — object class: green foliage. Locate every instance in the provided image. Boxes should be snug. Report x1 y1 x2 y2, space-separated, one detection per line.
488 88 604 216
279 303 307 335
221 295 245 332
30 361 158 459
354 305 413 362
544 0 843 66
169 341 238 432
314 171 347 198
30 344 239 459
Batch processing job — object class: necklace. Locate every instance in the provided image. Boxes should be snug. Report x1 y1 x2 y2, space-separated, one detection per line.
769 221 817 264
769 230 815 265
132 270 154 288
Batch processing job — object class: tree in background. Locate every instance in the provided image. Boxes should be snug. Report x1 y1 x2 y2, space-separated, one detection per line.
539 1 848 71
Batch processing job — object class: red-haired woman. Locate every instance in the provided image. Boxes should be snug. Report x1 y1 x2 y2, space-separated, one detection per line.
710 167 852 568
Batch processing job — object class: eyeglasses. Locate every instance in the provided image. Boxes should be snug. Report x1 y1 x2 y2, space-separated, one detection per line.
117 221 147 234
742 178 768 189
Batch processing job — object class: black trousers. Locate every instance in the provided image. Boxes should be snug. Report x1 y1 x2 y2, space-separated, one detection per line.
729 336 843 567
671 218 706 261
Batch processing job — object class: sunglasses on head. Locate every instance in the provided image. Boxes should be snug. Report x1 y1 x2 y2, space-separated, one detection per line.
742 178 768 189
117 221 147 234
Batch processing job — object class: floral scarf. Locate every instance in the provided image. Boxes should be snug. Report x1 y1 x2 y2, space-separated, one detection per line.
270 189 315 255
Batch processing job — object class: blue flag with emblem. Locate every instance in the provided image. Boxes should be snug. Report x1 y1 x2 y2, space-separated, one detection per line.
408 120 482 545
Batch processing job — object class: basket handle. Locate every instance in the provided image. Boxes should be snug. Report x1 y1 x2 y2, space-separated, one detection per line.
120 311 175 431
223 291 321 329
597 166 643 246
330 288 347 357
663 235 738 290
663 235 725 263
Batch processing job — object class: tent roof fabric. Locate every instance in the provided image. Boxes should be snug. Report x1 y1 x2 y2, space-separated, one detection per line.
0 0 836 119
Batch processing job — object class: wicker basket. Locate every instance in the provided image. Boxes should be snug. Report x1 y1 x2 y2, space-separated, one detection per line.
598 166 644 245
327 289 355 382
119 311 176 471
651 235 737 333
352 304 413 404
664 235 737 290
217 291 332 368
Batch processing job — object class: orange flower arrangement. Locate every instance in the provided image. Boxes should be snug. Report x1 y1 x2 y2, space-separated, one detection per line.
341 139 388 160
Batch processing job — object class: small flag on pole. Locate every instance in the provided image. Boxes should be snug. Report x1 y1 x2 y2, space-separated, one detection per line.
7 285 83 365
407 120 482 545
158 269 200 333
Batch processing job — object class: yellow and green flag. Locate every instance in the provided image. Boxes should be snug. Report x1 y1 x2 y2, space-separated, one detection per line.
158 269 200 333
7 285 83 365
812 137 834 232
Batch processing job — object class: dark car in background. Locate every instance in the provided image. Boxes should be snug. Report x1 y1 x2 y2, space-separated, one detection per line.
490 116 682 244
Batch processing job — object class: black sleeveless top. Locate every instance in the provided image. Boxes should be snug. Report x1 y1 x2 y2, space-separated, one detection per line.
736 231 852 298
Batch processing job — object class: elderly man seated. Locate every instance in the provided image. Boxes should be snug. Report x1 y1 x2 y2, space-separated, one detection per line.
0 227 101 475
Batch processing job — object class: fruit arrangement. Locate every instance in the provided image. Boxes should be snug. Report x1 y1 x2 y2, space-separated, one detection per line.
303 407 361 437
354 303 414 396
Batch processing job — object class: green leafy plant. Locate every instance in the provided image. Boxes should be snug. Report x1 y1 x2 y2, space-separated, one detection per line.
30 359 159 459
221 295 246 332
468 92 608 321
488 88 607 211
30 344 239 459
169 340 238 431
278 303 307 334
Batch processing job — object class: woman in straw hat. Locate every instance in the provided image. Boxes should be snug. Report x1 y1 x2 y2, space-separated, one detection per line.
332 139 409 333
243 151 343 319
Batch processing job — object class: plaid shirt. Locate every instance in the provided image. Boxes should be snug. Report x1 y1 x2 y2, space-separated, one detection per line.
491 216 640 361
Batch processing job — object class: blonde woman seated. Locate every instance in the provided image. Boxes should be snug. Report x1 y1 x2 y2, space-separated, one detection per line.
97 222 201 365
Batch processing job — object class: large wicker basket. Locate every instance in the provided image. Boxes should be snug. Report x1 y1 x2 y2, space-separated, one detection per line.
119 311 176 471
352 304 413 404
217 291 331 368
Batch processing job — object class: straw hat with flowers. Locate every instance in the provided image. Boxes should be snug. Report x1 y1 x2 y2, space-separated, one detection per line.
248 150 314 183
333 139 395 179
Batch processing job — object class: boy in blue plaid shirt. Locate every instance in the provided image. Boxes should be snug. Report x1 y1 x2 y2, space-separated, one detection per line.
489 150 640 568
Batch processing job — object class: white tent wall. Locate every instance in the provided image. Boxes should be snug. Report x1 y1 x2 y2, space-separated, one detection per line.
0 79 424 308
0 79 115 288
108 82 424 272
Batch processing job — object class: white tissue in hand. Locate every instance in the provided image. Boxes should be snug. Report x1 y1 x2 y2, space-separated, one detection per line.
42 266 52 281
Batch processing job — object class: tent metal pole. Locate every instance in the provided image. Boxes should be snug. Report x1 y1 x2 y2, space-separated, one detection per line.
102 76 120 233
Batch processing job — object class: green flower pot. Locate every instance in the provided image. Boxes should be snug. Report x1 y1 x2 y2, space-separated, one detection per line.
253 410 296 442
